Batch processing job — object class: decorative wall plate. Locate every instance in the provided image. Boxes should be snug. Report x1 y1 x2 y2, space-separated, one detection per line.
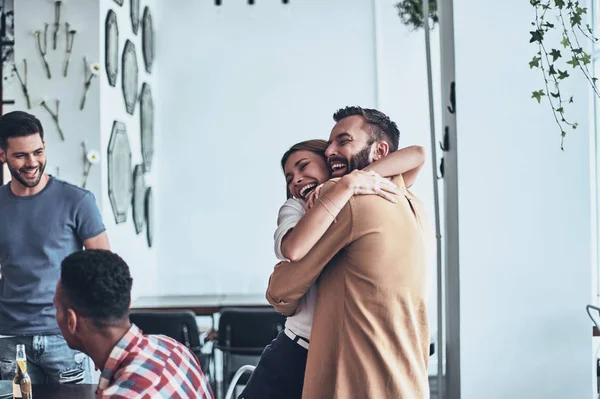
130 0 140 35
121 39 138 115
132 164 146 234
139 83 154 172
105 10 118 87
141 6 154 73
107 121 132 224
145 186 154 247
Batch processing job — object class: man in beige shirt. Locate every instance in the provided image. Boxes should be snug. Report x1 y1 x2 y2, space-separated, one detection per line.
266 106 433 399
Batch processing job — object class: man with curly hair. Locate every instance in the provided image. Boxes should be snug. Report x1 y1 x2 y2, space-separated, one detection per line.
54 249 213 398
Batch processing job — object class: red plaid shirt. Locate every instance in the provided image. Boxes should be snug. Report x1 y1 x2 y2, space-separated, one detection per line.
96 324 213 399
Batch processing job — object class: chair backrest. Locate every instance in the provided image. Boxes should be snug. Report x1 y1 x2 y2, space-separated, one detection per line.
129 310 202 353
217 307 285 354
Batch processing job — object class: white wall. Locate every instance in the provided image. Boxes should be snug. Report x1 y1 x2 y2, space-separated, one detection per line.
5 0 160 301
157 0 383 295
99 0 160 300
453 0 594 397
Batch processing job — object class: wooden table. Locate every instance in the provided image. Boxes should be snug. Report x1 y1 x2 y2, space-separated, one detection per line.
130 293 270 316
0 382 97 399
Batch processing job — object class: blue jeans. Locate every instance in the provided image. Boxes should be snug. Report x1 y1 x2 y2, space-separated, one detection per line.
0 334 91 384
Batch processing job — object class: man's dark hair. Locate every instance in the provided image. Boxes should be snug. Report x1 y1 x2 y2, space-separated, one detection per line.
333 106 400 152
60 249 133 327
0 111 44 150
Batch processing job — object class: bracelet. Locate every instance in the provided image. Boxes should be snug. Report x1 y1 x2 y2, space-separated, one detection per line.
322 193 341 210
318 197 337 223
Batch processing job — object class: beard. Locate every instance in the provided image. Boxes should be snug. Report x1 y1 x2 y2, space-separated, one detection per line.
8 160 46 188
348 142 374 172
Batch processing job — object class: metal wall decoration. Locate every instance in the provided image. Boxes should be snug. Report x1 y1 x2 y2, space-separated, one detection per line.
145 186 154 247
132 164 146 234
107 121 133 224
130 0 140 35
121 39 138 115
113 0 124 5
141 6 154 73
105 10 118 87
139 83 154 172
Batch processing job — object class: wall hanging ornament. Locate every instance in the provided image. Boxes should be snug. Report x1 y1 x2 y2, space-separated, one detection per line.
141 6 154 73
81 140 100 189
107 121 133 224
132 164 146 234
105 10 118 87
12 60 30 109
130 0 140 35
40 98 64 141
53 1 62 50
33 25 51 79
145 186 154 247
121 39 138 115
63 22 77 77
139 83 154 172
80 57 100 110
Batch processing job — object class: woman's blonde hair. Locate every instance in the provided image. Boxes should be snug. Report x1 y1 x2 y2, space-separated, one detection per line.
280 139 329 199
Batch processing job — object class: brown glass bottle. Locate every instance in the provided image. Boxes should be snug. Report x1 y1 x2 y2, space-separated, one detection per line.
12 344 32 399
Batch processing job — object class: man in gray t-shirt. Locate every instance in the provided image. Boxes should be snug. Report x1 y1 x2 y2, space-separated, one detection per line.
0 111 110 384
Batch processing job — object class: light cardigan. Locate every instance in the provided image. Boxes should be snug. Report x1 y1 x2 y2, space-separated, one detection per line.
267 175 433 399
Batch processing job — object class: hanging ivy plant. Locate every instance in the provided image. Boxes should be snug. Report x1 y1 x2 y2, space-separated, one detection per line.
529 0 599 150
395 0 438 31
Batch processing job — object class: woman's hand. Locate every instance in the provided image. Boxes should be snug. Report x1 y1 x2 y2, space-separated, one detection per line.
342 170 399 203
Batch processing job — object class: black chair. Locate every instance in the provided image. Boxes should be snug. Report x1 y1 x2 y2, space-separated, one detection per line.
128 310 211 379
216 307 286 396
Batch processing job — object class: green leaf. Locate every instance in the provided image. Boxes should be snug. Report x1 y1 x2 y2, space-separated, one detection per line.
571 13 582 26
532 90 546 103
569 96 574 103
557 107 565 113
549 64 557 75
572 47 583 54
581 53 591 65
561 35 570 47
555 0 565 8
551 91 560 98
593 77 599 84
567 56 580 67
549 49 562 61
543 22 555 28
573 122 579 129
529 55 542 68
530 0 541 5
530 30 544 43
558 69 570 79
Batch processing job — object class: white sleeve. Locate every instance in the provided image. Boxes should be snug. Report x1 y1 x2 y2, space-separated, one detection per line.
274 198 306 261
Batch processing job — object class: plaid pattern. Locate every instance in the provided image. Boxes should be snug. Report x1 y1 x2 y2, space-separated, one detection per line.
96 324 213 399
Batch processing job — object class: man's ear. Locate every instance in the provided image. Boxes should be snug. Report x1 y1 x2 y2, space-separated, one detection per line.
67 309 78 334
373 141 390 161
0 148 6 163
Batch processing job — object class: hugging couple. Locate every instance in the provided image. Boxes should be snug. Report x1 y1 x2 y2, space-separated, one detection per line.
240 106 433 399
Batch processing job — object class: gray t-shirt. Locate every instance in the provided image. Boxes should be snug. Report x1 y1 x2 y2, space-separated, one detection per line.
0 176 105 335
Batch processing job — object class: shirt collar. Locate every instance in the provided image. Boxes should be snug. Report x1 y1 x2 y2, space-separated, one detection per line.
97 323 143 391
